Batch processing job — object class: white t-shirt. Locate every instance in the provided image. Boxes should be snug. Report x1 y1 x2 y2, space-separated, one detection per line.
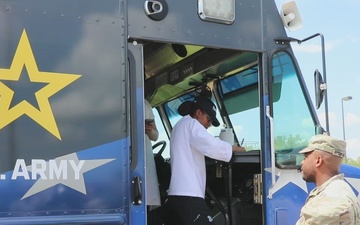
144 100 161 206
168 115 233 198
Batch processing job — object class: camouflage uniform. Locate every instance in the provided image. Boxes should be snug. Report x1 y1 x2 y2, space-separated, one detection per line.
296 174 360 225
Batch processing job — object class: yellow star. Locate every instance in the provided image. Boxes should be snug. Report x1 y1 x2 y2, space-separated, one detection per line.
0 29 81 140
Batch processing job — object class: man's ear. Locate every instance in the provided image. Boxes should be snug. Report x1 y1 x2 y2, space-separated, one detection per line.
194 109 202 118
315 155 323 168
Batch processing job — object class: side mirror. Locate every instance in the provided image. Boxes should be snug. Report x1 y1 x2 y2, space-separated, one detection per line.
314 69 326 109
315 124 326 135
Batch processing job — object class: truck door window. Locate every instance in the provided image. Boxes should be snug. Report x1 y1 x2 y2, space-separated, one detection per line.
271 51 315 168
218 66 261 150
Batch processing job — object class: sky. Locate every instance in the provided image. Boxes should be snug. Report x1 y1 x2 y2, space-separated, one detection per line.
275 0 360 159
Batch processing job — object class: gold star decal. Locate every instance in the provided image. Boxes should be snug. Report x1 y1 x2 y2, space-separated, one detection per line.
0 29 81 140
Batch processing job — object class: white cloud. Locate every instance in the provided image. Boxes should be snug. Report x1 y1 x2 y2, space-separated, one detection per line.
349 0 360 4
233 124 244 134
346 34 359 43
347 112 360 126
318 111 336 129
301 117 313 128
52 13 129 120
291 40 341 53
346 137 360 159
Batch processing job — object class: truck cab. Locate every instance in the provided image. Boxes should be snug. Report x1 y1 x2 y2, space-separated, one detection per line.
0 0 359 224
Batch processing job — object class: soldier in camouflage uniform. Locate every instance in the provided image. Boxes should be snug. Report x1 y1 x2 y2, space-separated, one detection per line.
296 134 360 225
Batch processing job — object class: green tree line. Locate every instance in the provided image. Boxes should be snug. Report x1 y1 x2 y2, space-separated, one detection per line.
272 134 360 167
346 157 360 167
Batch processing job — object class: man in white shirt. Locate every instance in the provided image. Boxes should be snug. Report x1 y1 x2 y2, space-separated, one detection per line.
164 96 245 225
144 99 161 224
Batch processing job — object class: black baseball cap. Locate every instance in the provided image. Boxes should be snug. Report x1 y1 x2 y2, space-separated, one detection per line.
194 97 220 127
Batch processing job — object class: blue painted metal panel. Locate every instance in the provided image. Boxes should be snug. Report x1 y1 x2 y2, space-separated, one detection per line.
0 0 130 224
0 140 130 223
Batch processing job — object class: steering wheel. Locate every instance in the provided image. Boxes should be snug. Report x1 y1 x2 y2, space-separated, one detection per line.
152 140 167 157
152 140 171 203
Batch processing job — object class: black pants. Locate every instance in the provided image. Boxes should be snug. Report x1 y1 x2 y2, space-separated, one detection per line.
164 196 214 225
147 206 164 225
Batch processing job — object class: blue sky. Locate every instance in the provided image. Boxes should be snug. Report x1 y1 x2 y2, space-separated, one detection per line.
275 0 360 159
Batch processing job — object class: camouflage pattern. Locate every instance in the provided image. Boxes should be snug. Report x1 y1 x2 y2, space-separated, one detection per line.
296 174 360 225
299 135 346 158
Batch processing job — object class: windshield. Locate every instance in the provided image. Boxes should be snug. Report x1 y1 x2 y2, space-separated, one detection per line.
159 51 316 168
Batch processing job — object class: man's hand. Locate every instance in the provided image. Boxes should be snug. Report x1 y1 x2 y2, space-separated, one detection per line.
145 120 159 141
232 146 246 152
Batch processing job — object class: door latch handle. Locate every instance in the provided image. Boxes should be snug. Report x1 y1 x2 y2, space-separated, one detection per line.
132 176 143 205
